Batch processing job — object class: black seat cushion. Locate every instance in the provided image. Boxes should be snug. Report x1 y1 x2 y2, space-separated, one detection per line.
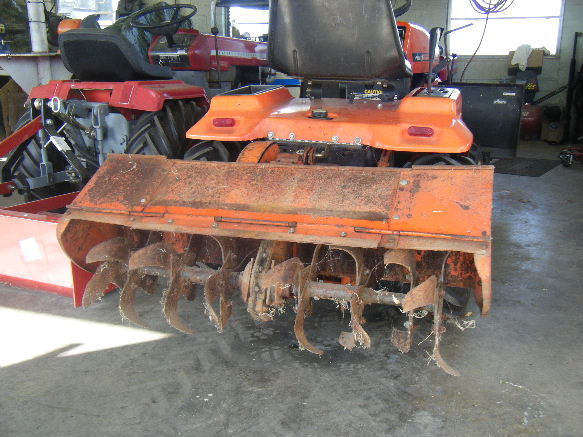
268 0 412 81
59 28 173 81
58 3 193 81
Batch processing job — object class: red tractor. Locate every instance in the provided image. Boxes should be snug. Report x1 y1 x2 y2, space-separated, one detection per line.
0 1 447 203
0 3 267 201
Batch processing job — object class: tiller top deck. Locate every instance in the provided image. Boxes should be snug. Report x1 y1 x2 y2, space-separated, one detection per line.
57 0 493 375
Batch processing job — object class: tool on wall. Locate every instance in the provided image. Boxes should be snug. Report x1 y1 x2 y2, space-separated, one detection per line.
563 32 583 144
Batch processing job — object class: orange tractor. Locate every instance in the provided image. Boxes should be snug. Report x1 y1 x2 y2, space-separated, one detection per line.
57 0 493 375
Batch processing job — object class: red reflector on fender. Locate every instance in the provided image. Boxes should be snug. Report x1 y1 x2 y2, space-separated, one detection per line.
213 118 236 127
408 126 434 137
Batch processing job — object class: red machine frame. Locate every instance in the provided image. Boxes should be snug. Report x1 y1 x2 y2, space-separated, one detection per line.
29 79 209 112
148 29 268 71
0 192 91 306
0 79 209 304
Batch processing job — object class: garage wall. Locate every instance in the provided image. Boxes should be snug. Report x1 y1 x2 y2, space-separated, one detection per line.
402 0 583 106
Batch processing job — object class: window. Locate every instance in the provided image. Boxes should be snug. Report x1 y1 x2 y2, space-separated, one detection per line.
229 7 269 39
449 0 563 55
58 0 120 26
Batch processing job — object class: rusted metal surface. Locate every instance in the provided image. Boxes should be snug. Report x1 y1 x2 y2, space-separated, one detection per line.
203 269 233 332
391 323 416 354
60 155 492 251
307 283 404 305
382 250 483 293
55 153 493 374
473 250 492 315
119 271 157 328
83 261 126 308
82 237 133 307
401 276 438 312
203 237 237 332
385 248 419 353
61 229 482 374
328 247 372 350
294 265 324 355
431 252 460 377
162 256 195 334
245 240 278 322
236 141 279 163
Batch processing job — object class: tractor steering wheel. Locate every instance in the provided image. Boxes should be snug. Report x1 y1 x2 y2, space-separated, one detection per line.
129 4 197 35
392 0 412 17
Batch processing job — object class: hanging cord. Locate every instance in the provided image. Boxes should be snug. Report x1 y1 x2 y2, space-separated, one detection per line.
469 0 515 14
459 0 516 82
459 12 489 82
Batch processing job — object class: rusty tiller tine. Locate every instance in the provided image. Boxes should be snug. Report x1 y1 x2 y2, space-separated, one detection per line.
331 246 372 350
203 237 237 332
293 245 324 355
339 291 371 350
245 240 276 322
344 248 371 348
118 241 173 327
294 268 324 355
162 255 196 334
385 249 421 354
83 237 134 308
119 264 159 327
119 270 152 328
350 294 372 348
83 261 127 308
401 276 438 313
127 241 172 272
390 275 438 352
203 270 233 332
86 236 133 265
432 252 460 377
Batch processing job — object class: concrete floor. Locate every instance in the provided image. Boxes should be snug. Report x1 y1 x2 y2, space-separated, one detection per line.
0 143 582 437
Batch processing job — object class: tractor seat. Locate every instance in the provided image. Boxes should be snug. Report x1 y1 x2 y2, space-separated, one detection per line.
59 28 173 82
269 0 412 81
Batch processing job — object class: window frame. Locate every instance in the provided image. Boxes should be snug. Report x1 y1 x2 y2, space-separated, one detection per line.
446 0 565 58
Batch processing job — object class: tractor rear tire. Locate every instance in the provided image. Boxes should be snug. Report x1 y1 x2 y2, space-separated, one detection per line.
125 100 206 158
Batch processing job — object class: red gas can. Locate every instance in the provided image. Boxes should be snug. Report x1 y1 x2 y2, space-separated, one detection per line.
520 104 543 140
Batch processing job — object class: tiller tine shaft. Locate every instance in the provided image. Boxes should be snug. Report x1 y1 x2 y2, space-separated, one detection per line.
118 235 240 334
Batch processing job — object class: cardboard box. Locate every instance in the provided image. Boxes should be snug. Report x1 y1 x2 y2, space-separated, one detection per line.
508 49 544 75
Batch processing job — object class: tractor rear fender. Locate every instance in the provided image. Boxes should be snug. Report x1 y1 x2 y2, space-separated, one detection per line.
186 86 473 154
28 80 209 112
